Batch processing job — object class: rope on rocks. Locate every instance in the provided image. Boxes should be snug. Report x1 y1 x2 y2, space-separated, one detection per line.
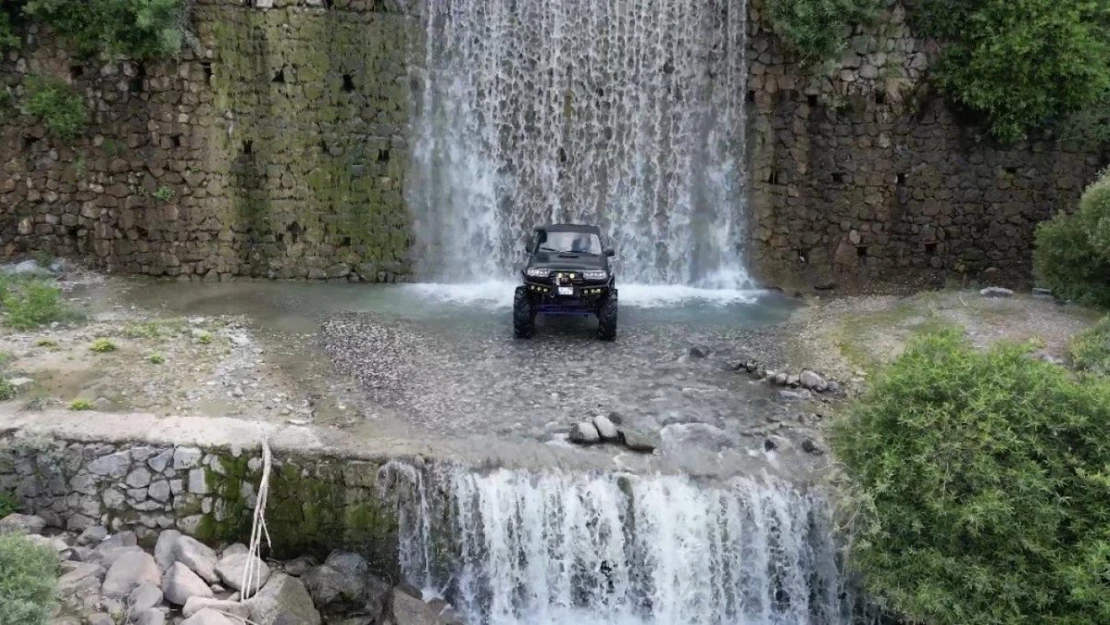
240 433 273 602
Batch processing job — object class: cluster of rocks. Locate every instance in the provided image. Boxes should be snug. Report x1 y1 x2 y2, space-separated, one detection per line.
567 413 660 453
1 512 463 625
729 361 841 398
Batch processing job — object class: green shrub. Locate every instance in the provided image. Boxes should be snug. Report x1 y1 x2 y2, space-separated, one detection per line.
147 352 165 365
23 0 191 60
0 8 19 51
0 492 18 517
20 75 87 141
0 532 58 625
831 328 1110 625
1034 170 1110 307
0 278 71 330
913 0 1110 142
67 399 92 411
89 338 116 353
0 378 14 402
766 0 882 62
1069 316 1110 375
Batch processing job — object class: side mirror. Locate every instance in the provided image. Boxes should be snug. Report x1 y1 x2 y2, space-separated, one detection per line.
604 249 616 257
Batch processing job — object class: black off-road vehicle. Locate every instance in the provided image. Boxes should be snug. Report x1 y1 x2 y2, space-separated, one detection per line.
514 224 618 340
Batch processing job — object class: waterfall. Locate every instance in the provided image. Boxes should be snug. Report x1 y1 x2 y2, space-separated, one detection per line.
409 0 752 288
379 463 861 625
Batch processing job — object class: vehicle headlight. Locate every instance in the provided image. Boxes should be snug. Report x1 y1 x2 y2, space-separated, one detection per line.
583 270 608 280
525 268 550 278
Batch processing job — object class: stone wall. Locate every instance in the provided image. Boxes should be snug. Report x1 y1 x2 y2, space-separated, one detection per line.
0 433 402 575
745 0 1110 290
1 0 417 282
1 0 1108 287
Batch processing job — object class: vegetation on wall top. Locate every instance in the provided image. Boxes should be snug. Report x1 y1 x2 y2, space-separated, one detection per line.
20 75 87 140
1034 168 1110 308
766 0 885 62
831 328 1110 625
912 0 1110 142
4 0 192 60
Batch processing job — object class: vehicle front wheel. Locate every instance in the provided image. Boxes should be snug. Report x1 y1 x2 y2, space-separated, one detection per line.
513 287 536 339
597 292 617 341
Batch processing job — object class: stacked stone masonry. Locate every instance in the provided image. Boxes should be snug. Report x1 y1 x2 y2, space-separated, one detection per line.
1 0 1108 286
0 434 402 577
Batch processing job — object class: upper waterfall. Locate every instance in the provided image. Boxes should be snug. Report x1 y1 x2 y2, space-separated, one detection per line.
408 0 753 288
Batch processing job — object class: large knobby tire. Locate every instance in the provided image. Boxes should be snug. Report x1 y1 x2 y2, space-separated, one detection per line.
513 287 536 339
597 293 617 341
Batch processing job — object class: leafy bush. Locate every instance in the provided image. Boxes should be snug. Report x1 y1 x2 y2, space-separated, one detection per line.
1034 170 1110 307
766 0 882 62
20 75 87 141
831 328 1110 625
67 399 92 411
1069 316 1110 375
23 0 191 60
0 378 13 401
89 338 116 353
913 0 1110 142
0 278 72 330
0 532 58 625
0 492 18 517
0 8 19 51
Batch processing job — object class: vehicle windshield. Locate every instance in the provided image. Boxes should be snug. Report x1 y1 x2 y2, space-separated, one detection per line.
535 231 603 255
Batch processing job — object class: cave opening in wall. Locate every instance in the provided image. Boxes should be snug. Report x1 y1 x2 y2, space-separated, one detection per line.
407 0 754 288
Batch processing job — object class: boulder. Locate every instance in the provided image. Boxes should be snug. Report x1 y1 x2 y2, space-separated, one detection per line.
164 562 215 606
389 587 451 625
97 546 145 568
799 370 828 392
569 422 600 444
99 531 138 551
591 415 619 441
77 526 109 546
282 555 317 577
26 533 69 554
174 535 219 583
0 513 47 534
57 562 106 597
102 552 161 598
247 573 321 625
215 552 271 596
221 543 249 558
305 563 363 611
130 581 164 613
181 609 236 625
183 597 251 620
619 428 660 453
154 530 181 572
325 551 369 579
133 609 166 625
365 575 392 621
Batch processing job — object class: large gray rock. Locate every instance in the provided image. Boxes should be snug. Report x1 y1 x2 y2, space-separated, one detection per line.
569 422 600 444
99 531 138 551
0 513 47 534
174 535 219 583
98 546 145 568
77 525 109 546
390 587 451 625
619 428 661 453
57 562 106 596
88 452 131 478
221 543 249 559
154 530 181 572
591 415 619 441
130 581 164 614
182 597 252 619
164 562 215 606
247 573 322 625
102 552 161 598
325 551 369 579
304 564 362 611
799 370 828 392
133 609 166 625
181 609 235 625
216 552 271 596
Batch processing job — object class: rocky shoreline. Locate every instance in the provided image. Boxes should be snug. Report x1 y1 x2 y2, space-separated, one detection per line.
2 512 462 625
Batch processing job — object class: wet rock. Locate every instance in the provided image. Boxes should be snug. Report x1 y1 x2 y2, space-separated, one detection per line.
216 552 271 596
325 551 369 579
591 415 619 441
58 562 106 596
799 370 828 392
688 346 709 359
0 513 47 534
619 428 660 453
102 551 161 598
802 438 824 455
365 575 393 621
282 555 317 577
183 597 252 619
305 563 362 611
221 543 249 558
154 530 181 571
390 586 452 625
97 546 145 568
777 389 811 401
130 581 164 613
569 422 600 444
77 525 109 546
764 439 777 452
164 562 215 605
786 375 800 387
246 573 321 625
133 609 166 625
826 380 841 394
980 286 1014 298
174 535 219 583
181 609 236 625
773 372 788 385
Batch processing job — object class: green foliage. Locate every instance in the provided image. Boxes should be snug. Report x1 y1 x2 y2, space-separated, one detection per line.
0 492 18 517
1069 317 1110 375
0 379 13 402
147 352 165 365
23 0 191 60
1034 170 1110 307
153 186 175 202
831 328 1110 625
20 75 87 141
67 399 92 411
766 0 882 62
89 338 116 353
0 8 19 51
913 0 1110 142
0 532 58 625
0 278 72 330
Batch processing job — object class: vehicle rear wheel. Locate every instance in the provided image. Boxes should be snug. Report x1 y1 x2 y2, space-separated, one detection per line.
513 287 536 339
597 292 617 341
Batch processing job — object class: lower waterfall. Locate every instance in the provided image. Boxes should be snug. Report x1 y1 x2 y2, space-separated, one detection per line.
379 463 862 625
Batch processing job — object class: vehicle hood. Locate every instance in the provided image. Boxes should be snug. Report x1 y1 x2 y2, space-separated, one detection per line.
526 252 607 271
